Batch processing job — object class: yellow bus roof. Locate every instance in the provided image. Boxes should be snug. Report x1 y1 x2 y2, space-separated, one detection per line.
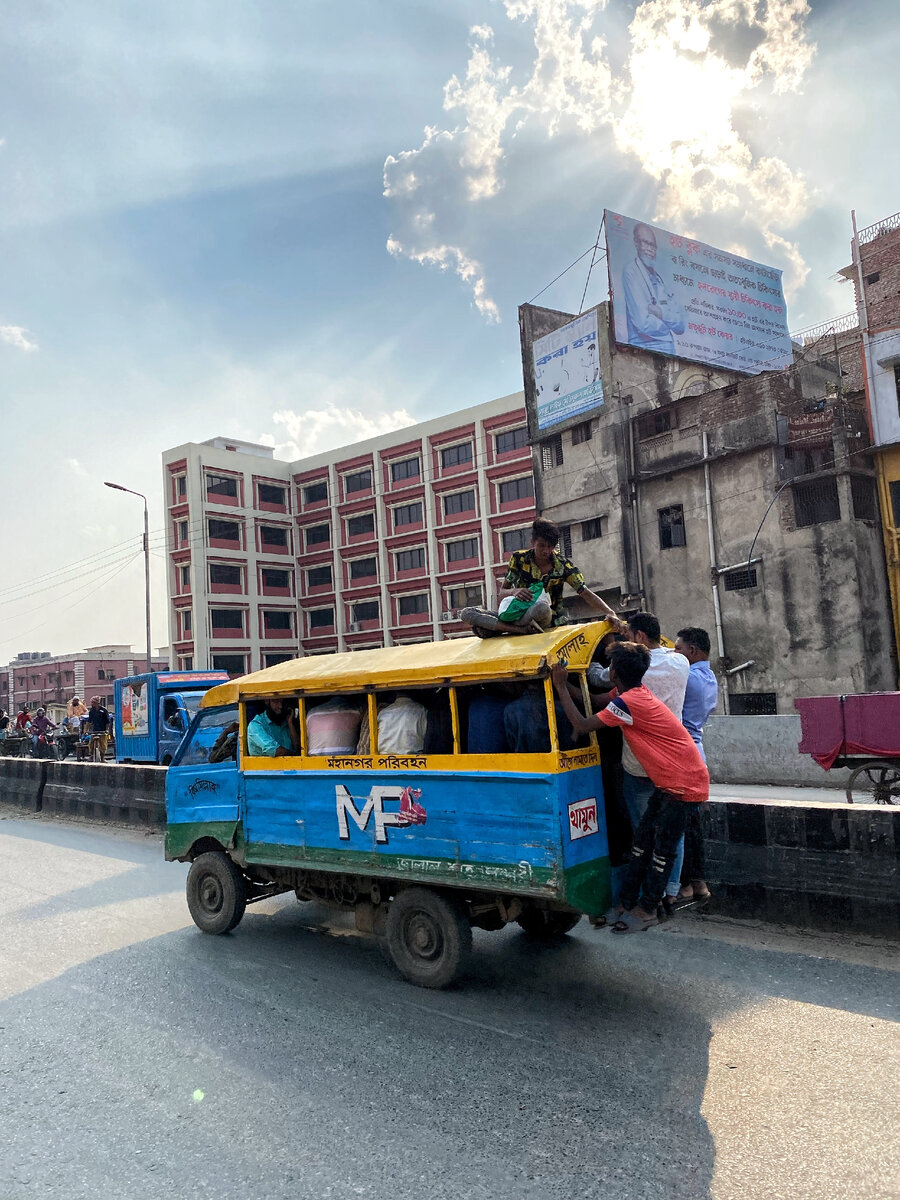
201 620 618 707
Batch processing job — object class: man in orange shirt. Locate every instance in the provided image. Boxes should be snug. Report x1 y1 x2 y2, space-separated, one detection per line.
552 641 709 933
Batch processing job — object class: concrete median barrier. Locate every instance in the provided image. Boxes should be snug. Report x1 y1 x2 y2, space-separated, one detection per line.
41 761 166 827
0 756 47 812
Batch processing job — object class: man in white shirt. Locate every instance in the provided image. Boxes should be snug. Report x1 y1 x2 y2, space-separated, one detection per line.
621 223 686 354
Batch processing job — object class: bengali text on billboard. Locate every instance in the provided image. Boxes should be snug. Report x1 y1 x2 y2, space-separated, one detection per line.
532 310 605 430
605 210 792 375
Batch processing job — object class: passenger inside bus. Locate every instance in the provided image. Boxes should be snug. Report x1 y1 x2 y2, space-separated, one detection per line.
306 697 363 756
247 698 302 757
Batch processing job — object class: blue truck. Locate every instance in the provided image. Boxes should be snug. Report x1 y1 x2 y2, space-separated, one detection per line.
114 671 230 765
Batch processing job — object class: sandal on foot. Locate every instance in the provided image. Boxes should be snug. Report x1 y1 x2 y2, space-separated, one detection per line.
611 911 659 934
589 906 621 929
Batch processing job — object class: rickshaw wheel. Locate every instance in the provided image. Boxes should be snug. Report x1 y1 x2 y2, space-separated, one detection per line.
516 908 582 938
186 852 247 934
385 887 472 989
846 761 900 805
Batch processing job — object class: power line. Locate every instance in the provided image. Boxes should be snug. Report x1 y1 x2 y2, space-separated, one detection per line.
2 553 142 647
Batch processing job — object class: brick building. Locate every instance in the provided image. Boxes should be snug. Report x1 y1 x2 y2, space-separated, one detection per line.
519 290 895 713
2 646 168 716
161 393 536 674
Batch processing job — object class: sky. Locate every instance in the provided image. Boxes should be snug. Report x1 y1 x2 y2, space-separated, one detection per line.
1 0 897 664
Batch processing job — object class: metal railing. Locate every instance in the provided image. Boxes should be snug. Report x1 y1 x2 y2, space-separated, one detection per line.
790 312 858 344
858 211 900 244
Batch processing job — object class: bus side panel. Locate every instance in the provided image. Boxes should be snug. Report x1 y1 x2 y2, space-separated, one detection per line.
165 760 242 860
242 770 563 897
556 766 611 916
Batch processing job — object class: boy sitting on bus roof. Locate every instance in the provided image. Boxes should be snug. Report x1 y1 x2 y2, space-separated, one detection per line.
551 642 709 933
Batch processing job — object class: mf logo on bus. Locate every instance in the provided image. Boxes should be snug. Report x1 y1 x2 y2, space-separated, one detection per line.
336 785 427 844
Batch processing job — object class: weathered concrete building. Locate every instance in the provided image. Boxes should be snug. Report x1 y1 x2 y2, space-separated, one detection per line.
519 300 895 713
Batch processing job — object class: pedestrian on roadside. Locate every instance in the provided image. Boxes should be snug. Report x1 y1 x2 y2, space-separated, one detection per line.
552 642 709 933
668 627 719 908
86 696 111 760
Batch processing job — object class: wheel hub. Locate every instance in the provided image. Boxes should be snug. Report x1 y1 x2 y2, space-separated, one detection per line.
199 875 224 913
406 912 442 960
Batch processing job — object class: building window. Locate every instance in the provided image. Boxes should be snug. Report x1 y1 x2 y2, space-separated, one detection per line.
394 502 423 528
262 567 291 589
206 473 239 499
178 520 189 543
658 505 686 549
541 435 564 470
258 483 285 506
345 469 372 494
850 475 877 522
347 513 375 538
559 525 573 559
637 410 674 440
303 481 328 504
441 442 473 469
495 427 528 454
179 656 193 671
723 567 758 591
398 593 429 616
180 564 191 589
447 537 479 563
350 557 377 581
306 523 330 547
502 527 530 554
309 608 334 629
264 653 293 668
179 609 192 635
176 474 187 498
581 518 603 541
730 693 778 716
396 547 425 572
447 585 482 609
391 457 420 483
352 600 379 622
793 477 840 528
212 654 246 675
498 476 534 504
208 518 240 543
571 421 592 445
264 611 292 631
307 564 332 589
444 490 476 516
260 525 288 547
211 609 244 631
865 271 881 285
209 563 242 587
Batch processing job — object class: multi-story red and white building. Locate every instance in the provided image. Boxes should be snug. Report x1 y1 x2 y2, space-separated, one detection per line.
2 646 168 716
162 392 535 674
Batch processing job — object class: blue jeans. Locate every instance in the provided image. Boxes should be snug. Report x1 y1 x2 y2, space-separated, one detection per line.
610 773 658 904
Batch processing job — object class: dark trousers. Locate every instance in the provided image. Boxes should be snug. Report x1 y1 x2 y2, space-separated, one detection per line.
681 804 707 884
619 790 689 914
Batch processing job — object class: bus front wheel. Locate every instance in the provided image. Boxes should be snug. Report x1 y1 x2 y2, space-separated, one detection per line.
385 887 471 989
186 852 247 934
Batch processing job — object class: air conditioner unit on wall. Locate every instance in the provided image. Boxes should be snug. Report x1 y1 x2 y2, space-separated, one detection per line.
440 610 456 622
348 622 360 633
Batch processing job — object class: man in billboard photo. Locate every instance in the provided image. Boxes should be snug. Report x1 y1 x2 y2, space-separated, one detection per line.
621 222 685 354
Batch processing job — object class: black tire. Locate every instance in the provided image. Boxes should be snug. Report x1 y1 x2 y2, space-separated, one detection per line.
186 852 247 934
385 887 472 989
516 908 582 938
846 760 900 805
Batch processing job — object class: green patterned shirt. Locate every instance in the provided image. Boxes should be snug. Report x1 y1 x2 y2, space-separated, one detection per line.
503 550 587 626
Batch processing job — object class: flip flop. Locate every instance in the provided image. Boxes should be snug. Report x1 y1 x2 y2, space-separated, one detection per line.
611 911 659 934
589 906 621 929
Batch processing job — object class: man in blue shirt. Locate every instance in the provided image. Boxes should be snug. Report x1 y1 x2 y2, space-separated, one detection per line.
247 698 301 757
667 627 719 907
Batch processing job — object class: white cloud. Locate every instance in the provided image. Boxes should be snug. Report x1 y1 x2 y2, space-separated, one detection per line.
385 0 815 315
0 324 38 351
271 405 416 461
65 457 88 478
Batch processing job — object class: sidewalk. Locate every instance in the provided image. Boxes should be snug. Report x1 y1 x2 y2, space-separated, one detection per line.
710 782 874 808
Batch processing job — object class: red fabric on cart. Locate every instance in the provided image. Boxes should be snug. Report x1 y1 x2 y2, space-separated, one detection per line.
795 693 900 770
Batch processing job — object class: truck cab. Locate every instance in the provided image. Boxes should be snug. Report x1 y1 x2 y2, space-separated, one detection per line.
115 671 230 765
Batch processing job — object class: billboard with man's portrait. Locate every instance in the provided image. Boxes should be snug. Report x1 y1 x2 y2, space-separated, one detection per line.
605 210 793 376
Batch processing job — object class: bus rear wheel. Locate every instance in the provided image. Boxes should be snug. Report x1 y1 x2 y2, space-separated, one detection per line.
187 852 247 934
385 887 471 989
516 908 582 938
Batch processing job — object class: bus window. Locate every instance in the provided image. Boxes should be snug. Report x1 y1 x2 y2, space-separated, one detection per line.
175 705 240 767
305 696 365 757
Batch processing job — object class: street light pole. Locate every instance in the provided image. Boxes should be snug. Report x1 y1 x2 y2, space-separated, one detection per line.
105 482 152 672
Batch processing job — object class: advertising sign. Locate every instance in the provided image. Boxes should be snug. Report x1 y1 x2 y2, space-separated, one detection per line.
533 310 605 430
605 210 792 375
121 683 149 737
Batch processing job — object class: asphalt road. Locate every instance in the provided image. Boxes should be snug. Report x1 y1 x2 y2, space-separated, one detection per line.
0 810 897 1200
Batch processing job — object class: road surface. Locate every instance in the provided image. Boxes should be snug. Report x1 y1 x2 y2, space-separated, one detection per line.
0 808 897 1200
